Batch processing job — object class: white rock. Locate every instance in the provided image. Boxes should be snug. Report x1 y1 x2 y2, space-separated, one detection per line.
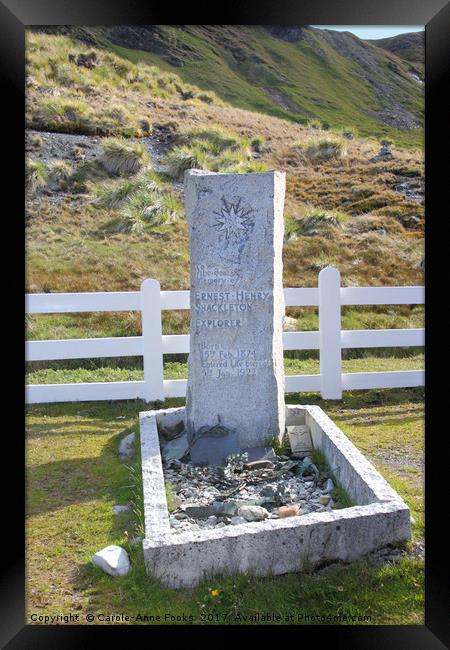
237 505 269 522
92 545 130 577
118 432 135 459
324 478 335 493
112 504 130 514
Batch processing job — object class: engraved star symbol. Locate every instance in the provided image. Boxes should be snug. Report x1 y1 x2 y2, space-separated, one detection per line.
212 198 254 241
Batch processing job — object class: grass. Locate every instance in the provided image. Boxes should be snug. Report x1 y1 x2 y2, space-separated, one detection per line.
164 126 266 179
46 160 73 191
94 171 182 234
25 386 424 624
297 138 347 163
25 351 424 386
99 138 149 176
26 158 47 196
297 207 347 236
25 31 221 138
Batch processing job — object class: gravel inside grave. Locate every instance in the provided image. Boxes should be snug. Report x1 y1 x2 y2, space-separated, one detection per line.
162 453 340 534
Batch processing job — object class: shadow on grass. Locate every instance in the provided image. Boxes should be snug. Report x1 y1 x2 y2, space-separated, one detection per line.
26 425 138 516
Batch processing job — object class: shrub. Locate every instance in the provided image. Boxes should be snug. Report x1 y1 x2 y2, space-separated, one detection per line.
284 214 299 240
26 158 46 195
299 207 347 235
222 159 269 174
139 119 151 134
99 138 149 176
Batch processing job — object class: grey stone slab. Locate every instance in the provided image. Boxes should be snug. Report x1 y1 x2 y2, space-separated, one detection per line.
162 433 189 461
190 424 240 466
184 171 286 451
287 425 313 457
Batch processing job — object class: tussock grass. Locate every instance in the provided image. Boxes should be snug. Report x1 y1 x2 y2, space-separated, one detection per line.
26 158 46 196
46 160 73 190
118 191 178 234
95 171 181 234
289 136 347 165
304 138 346 163
298 207 347 236
165 126 266 179
165 145 207 179
26 32 222 137
99 138 149 176
95 174 160 208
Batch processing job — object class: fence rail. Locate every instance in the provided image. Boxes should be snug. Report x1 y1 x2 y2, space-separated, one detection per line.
25 268 424 404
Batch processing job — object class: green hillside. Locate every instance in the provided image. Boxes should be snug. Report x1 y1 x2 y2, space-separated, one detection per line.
30 25 424 148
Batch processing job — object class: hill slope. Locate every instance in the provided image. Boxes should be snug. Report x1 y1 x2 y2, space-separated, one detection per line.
368 32 424 70
30 25 424 147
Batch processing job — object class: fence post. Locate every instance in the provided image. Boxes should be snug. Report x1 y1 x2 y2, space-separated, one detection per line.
141 279 164 402
319 267 342 399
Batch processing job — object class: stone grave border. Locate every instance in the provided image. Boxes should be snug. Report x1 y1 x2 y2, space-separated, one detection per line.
139 404 411 589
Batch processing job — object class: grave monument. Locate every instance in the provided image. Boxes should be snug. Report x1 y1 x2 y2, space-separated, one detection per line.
138 169 411 588
184 170 286 464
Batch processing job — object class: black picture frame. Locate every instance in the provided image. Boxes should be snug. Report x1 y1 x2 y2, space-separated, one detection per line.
3 0 449 646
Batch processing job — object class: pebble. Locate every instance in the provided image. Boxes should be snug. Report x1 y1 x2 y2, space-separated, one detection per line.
319 495 331 506
277 504 300 518
237 505 269 522
92 545 130 577
324 478 335 493
112 505 130 514
230 516 246 525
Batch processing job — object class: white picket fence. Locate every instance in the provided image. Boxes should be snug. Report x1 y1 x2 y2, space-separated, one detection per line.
25 268 424 404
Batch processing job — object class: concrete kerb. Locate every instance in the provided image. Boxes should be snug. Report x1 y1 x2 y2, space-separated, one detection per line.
139 405 411 589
